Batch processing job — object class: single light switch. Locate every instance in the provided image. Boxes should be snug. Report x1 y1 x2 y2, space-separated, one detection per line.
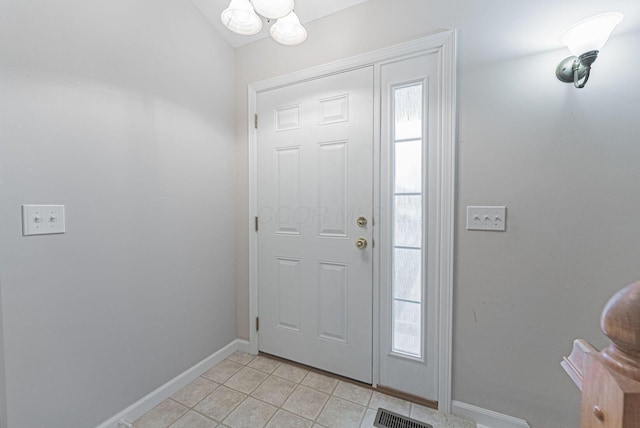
466 206 507 231
22 205 66 236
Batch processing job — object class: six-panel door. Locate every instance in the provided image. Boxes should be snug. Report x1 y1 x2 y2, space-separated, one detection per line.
257 66 374 383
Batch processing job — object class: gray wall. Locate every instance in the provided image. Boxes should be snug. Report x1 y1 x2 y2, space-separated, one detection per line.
0 288 5 428
0 1 236 427
455 30 640 426
234 0 640 426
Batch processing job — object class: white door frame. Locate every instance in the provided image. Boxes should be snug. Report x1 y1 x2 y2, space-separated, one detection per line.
248 30 457 413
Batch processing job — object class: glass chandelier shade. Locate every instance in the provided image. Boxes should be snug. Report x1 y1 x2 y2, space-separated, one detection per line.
270 11 307 45
251 0 294 20
221 0 262 36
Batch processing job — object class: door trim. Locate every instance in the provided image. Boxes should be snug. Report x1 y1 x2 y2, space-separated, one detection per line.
248 30 457 413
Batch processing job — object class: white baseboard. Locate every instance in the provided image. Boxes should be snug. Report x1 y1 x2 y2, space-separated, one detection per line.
452 401 530 428
96 339 251 428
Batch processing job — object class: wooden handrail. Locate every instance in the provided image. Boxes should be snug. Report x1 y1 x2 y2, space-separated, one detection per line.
562 281 640 427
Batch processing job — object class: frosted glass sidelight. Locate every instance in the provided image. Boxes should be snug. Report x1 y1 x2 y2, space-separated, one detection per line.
394 139 422 194
394 195 422 248
393 248 422 302
394 84 423 141
392 300 422 356
391 81 424 359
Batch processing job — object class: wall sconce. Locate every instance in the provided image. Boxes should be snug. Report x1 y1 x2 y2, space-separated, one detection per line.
556 12 624 88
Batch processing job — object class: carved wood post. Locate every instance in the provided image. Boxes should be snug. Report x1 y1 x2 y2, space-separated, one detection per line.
562 281 640 427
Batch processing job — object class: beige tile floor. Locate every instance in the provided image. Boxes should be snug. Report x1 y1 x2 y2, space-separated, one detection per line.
133 351 476 428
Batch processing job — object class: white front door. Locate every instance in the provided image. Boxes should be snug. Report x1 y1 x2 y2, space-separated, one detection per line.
256 67 374 383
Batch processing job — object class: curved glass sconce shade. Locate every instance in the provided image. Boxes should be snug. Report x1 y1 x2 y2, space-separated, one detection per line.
270 11 307 45
560 12 624 57
556 12 623 88
221 0 263 36
251 0 294 20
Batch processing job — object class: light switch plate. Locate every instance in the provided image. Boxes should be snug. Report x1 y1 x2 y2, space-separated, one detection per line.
466 206 507 231
22 205 66 236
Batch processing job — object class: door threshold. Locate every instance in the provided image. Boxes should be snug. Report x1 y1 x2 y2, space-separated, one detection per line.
259 352 438 410
375 385 437 410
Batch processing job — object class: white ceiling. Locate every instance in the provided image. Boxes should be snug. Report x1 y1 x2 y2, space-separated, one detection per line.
191 0 370 48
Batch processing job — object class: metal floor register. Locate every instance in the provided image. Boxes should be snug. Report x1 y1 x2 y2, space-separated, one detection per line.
373 408 434 428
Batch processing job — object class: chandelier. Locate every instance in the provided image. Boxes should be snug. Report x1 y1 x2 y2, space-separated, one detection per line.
221 0 307 45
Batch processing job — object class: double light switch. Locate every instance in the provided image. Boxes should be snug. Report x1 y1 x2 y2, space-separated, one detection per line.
22 205 66 236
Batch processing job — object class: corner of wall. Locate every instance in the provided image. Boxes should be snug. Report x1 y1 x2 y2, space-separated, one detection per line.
452 401 530 428
95 339 248 428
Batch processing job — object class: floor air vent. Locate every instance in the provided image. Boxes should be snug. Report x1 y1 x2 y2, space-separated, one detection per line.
373 408 433 428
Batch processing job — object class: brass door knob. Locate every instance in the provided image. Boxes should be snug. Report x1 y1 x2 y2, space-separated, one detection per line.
355 237 368 249
356 216 368 228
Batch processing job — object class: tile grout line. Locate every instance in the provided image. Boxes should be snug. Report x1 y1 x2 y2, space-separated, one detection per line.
157 353 434 428
310 386 331 425
298 371 328 424
262 358 315 427
163 398 189 428
190 377 221 410
222 354 313 427
224 369 278 427
218 385 249 426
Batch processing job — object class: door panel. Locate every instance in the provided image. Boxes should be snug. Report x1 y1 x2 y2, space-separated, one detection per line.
275 147 301 235
317 141 348 237
257 66 374 383
275 257 301 331
317 261 348 343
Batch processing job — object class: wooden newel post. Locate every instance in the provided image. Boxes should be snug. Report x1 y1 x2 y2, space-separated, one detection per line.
562 281 640 427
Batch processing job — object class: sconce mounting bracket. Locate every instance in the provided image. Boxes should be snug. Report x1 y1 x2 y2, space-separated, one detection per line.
556 56 589 83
